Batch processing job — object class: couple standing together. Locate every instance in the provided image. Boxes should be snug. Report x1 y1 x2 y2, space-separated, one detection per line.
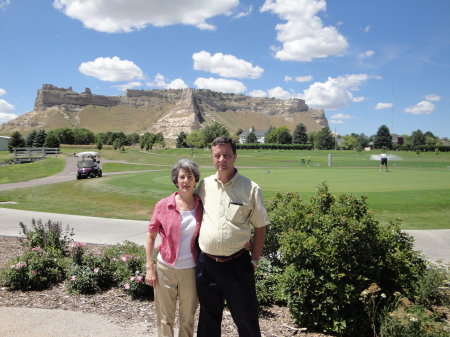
145 136 270 337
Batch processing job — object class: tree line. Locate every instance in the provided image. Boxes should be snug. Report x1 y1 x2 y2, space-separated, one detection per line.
6 123 449 152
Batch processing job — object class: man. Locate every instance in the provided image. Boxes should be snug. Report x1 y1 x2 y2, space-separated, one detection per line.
196 136 269 337
380 152 388 172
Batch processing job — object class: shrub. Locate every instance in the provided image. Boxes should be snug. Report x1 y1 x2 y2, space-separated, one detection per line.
380 302 449 337
123 270 153 300
0 248 66 290
264 183 427 336
102 241 153 299
254 258 285 306
19 218 74 254
66 264 101 294
413 262 450 307
67 241 87 265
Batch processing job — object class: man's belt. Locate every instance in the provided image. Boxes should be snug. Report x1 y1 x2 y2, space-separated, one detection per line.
204 249 246 263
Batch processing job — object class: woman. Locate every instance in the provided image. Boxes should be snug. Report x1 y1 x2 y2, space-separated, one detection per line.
145 159 203 337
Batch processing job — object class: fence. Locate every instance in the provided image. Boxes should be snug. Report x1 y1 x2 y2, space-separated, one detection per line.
13 147 60 163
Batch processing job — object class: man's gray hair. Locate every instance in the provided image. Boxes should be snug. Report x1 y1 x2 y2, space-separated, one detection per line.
171 158 200 186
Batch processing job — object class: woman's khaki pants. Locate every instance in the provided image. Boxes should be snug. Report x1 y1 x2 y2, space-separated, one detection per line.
155 261 198 337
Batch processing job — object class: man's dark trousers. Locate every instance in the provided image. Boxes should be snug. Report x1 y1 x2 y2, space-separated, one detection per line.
196 251 261 337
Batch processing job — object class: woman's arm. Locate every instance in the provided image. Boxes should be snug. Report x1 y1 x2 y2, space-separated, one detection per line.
144 231 158 286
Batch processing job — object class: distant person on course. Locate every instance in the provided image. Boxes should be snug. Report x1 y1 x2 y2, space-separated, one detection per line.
380 152 388 172
195 136 270 337
145 159 203 337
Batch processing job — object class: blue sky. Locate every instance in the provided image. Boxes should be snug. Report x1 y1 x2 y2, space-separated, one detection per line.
1 0 449 137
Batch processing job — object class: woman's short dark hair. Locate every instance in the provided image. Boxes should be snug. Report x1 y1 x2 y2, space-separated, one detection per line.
171 159 200 186
211 136 236 154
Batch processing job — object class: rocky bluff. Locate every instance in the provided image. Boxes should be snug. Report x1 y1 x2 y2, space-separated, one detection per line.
2 84 328 139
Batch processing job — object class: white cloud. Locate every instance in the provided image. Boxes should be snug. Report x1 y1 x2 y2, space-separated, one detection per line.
329 119 344 124
53 0 238 33
424 94 440 102
260 0 348 62
302 74 373 109
285 75 313 83
233 5 253 19
331 113 352 119
295 75 313 82
375 102 393 110
267 86 293 99
0 88 6 96
0 0 10 11
0 98 17 123
166 79 188 89
352 96 365 102
146 74 188 89
364 25 371 33
193 51 264 79
404 101 435 115
248 90 268 98
194 77 247 93
358 50 374 59
79 57 144 82
112 81 143 91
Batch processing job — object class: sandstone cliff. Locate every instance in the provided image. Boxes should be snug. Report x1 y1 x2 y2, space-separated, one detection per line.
0 84 328 138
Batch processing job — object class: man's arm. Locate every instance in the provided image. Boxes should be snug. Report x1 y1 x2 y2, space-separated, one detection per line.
251 226 266 266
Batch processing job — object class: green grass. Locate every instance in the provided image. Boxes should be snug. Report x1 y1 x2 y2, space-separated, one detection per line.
102 163 171 172
1 148 449 229
0 157 66 184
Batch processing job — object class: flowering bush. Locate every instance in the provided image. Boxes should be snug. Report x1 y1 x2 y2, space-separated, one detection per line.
0 248 66 290
122 270 153 300
66 264 101 294
67 241 87 265
19 218 74 254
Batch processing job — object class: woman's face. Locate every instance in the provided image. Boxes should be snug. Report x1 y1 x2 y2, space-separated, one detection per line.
177 168 196 194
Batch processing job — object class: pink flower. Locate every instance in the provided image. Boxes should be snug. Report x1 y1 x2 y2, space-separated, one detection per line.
130 276 135 282
137 276 143 283
31 270 38 276
71 275 76 281
93 268 100 273
31 246 43 252
120 255 127 262
124 283 130 290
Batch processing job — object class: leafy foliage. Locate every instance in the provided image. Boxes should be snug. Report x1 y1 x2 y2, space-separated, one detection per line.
263 184 427 336
19 218 74 255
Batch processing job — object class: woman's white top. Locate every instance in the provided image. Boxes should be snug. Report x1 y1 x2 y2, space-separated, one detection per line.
158 209 197 269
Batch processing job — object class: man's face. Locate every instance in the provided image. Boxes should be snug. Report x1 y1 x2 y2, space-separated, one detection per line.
211 144 237 174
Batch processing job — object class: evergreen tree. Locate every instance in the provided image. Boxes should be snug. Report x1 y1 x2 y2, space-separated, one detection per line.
32 130 47 147
26 130 37 147
176 132 188 148
246 132 258 143
292 123 308 144
44 132 60 148
373 125 392 149
314 127 335 150
8 131 26 151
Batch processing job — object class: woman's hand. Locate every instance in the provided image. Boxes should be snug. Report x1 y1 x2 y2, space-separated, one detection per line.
145 266 158 287
244 241 252 251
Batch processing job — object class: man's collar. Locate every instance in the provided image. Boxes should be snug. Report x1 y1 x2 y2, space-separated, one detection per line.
214 169 239 186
